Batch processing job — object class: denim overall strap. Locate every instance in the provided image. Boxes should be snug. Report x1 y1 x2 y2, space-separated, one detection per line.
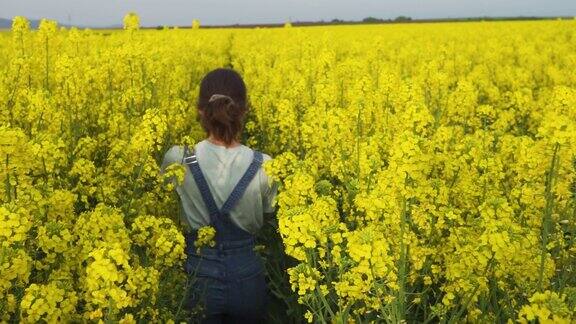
183 145 220 219
211 150 263 242
220 150 263 215
182 146 263 244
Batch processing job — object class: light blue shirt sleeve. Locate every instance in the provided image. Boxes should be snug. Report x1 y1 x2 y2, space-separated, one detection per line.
160 145 193 231
160 145 184 179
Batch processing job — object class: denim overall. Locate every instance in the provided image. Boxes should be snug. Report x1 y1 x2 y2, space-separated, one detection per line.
182 145 269 324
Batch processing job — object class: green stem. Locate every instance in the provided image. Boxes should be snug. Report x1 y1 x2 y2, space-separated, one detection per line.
5 155 11 202
538 143 560 291
124 154 148 217
45 35 50 92
396 196 408 322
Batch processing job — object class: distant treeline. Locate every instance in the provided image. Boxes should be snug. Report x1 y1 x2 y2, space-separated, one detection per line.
0 18 75 29
1 15 573 30
162 15 573 30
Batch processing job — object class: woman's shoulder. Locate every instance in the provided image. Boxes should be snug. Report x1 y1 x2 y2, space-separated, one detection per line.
241 145 272 162
261 152 273 163
164 141 272 164
165 142 204 157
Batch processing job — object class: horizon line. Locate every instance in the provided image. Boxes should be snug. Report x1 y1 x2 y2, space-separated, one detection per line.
1 14 574 30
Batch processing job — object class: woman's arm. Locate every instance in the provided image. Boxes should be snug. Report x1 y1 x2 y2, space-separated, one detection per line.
261 154 279 214
160 145 184 186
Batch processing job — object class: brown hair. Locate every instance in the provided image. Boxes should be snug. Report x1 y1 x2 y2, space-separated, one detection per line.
197 68 248 146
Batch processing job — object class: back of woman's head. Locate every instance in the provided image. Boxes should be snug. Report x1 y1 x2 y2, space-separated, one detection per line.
197 68 248 146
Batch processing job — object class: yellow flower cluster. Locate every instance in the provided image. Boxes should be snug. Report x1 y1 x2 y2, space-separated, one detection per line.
518 290 574 323
334 225 395 309
123 12 140 31
84 244 134 316
82 243 162 320
36 221 75 266
1 14 575 322
74 204 132 262
0 247 32 319
287 263 323 297
279 196 340 261
131 215 186 267
0 204 31 246
162 163 186 192
19 282 78 323
194 225 216 252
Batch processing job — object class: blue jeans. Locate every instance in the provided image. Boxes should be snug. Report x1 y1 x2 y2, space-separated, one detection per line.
184 237 269 323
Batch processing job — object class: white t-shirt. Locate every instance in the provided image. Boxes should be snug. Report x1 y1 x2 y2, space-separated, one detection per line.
161 139 278 234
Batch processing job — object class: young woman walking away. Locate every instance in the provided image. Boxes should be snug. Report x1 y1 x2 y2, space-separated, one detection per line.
161 68 278 323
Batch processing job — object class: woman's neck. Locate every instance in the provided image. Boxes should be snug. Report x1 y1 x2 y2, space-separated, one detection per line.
207 135 241 148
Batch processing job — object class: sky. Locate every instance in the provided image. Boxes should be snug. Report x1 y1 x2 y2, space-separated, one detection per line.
1 0 575 27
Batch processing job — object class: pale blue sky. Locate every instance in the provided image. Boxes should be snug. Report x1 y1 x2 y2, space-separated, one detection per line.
1 0 575 27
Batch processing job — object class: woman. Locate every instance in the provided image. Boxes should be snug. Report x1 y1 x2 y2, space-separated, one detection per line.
160 68 278 323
